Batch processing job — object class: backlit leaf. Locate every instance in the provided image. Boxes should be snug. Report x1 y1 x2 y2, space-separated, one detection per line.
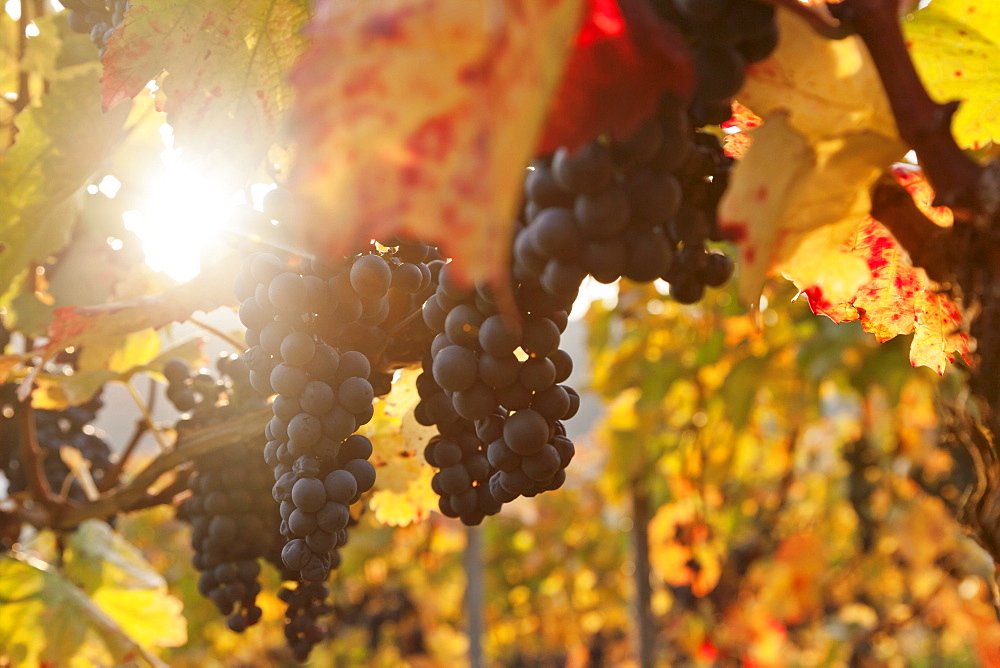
799 167 970 374
41 251 239 359
289 0 583 286
101 0 309 179
906 0 1000 149
365 369 438 525
0 65 131 308
720 8 906 306
63 521 186 651
0 550 174 667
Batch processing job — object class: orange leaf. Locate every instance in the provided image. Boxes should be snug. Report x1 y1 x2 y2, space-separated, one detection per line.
289 0 583 286
912 289 969 374
891 164 954 227
720 101 761 159
799 159 970 374
849 219 920 341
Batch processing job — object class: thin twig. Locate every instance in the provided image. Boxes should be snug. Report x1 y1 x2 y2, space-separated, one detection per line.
98 420 148 493
187 316 247 353
385 305 425 339
124 379 171 452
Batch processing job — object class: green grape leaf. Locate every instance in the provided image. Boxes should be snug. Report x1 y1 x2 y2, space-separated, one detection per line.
0 13 18 100
906 0 1000 149
288 0 583 285
21 14 64 84
63 521 186 652
101 0 309 180
0 534 181 667
31 333 204 409
0 64 131 310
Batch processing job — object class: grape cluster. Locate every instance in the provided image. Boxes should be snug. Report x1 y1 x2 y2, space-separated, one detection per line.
425 427 501 523
651 0 779 126
235 250 384 581
61 0 130 54
516 95 734 305
0 386 111 502
416 262 580 514
177 446 277 632
279 581 333 662
163 353 253 419
273 433 375 582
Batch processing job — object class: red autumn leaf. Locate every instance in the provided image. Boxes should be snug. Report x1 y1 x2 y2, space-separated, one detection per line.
891 163 954 227
288 0 583 287
536 0 695 154
801 169 970 375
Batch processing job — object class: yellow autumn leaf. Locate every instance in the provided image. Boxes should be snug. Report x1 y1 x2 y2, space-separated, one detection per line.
720 8 907 305
906 0 1000 149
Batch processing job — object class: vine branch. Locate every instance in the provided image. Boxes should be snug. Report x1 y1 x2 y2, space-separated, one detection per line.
16 399 61 513
187 316 246 352
10 406 271 532
833 0 981 217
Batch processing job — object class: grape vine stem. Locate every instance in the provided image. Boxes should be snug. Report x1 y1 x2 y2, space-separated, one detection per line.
188 316 246 352
124 379 172 452
834 0 981 216
45 406 271 531
16 399 62 512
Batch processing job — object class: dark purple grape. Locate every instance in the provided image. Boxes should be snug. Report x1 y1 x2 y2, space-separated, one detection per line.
444 304 484 349
323 470 358 505
317 501 350 532
269 273 308 313
343 459 376 497
574 187 630 240
527 207 583 258
280 332 315 368
503 409 549 455
300 381 335 416
292 477 327 513
552 143 614 195
432 345 478 392
287 413 322 448
522 444 561 482
270 363 308 397
339 434 373 462
350 254 392 299
337 377 374 414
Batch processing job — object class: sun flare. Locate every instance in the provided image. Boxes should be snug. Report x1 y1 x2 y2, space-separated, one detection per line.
120 124 246 283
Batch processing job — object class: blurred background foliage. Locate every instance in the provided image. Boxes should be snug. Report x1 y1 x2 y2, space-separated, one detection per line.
109 278 1000 667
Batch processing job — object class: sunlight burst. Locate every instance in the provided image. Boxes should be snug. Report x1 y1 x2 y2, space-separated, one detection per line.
122 125 238 283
